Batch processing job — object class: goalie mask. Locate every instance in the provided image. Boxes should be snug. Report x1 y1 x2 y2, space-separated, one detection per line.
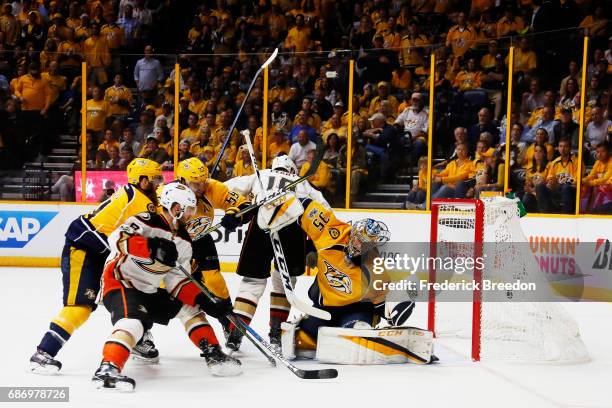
272 155 298 175
160 182 197 224
345 218 390 259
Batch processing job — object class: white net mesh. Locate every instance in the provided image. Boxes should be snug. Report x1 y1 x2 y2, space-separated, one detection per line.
432 197 589 363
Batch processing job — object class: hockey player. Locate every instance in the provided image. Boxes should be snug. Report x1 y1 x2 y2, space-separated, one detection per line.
30 158 165 374
271 198 432 364
92 182 241 392
174 157 252 332
223 155 329 352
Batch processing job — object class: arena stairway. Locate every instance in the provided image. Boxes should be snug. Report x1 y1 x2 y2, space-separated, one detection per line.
0 134 78 201
351 178 412 209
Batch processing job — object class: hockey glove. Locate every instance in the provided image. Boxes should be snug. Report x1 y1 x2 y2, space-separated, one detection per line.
147 237 178 267
195 293 233 319
220 210 241 233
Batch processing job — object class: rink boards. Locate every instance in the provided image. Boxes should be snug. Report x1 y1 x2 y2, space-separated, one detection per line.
0 202 611 300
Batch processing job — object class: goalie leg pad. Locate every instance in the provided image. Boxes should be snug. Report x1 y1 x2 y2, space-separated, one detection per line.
281 317 317 360
316 326 434 365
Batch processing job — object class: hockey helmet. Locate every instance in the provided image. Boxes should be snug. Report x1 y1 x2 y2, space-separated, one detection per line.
159 182 197 222
346 218 391 259
126 158 163 186
272 155 297 175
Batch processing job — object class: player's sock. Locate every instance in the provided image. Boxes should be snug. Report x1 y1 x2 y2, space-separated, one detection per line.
270 291 291 350
227 278 266 351
37 305 92 357
37 322 70 357
101 318 143 371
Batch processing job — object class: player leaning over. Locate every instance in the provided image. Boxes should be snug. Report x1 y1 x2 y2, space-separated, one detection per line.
223 155 329 352
174 157 252 332
274 198 434 364
29 159 165 374
93 182 241 392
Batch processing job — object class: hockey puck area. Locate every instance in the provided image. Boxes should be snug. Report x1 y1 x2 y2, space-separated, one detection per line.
2 268 611 408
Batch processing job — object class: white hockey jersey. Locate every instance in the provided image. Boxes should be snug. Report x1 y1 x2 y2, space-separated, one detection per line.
224 169 330 208
102 211 193 298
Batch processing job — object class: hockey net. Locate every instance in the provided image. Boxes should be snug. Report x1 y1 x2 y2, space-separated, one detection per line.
428 197 589 363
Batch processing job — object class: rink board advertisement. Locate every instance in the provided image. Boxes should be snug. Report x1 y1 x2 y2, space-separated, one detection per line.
0 202 611 299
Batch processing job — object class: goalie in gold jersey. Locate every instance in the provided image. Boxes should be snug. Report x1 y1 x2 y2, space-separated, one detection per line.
29 159 164 374
275 198 432 364
174 157 252 332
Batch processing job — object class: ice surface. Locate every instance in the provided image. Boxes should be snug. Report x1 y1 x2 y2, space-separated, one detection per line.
1 267 610 408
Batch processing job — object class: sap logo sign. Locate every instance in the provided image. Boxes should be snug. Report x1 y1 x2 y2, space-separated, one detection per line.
0 211 59 248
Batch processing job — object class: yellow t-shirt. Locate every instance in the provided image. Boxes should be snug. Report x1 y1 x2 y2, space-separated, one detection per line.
86 99 109 131
104 85 133 116
583 159 612 187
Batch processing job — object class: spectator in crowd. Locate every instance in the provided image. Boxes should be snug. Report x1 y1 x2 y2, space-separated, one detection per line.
523 128 555 166
525 106 558 143
14 62 50 157
190 126 212 158
581 141 612 213
105 145 121 169
300 146 332 200
552 108 579 147
98 129 119 154
267 127 291 162
104 73 132 117
117 145 135 170
363 112 400 181
180 112 200 142
83 23 111 86
522 143 550 212
432 142 472 199
232 146 255 177
86 86 109 141
289 129 316 171
468 108 499 146
536 138 579 214
395 92 428 162
585 106 612 163
140 133 169 164
134 109 154 143
404 156 428 210
521 78 545 119
289 110 317 143
445 12 477 58
134 44 163 103
322 133 341 168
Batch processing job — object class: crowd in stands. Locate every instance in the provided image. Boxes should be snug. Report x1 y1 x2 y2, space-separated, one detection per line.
0 0 609 212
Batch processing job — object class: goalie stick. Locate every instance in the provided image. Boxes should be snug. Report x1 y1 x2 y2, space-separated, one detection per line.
176 264 338 380
209 48 278 179
242 131 332 320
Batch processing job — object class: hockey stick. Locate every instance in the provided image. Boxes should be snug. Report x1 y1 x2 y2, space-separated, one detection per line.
243 132 332 321
199 142 326 239
209 48 279 179
176 264 338 379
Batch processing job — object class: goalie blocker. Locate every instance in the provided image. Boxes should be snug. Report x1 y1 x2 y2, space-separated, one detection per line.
281 322 435 365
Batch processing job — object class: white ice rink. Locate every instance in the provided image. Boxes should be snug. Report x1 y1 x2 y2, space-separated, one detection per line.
1 267 611 408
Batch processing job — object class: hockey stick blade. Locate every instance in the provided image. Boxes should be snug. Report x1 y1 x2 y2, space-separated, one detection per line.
297 368 338 380
262 48 279 69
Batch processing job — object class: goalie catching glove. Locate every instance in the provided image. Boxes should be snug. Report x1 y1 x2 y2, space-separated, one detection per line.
373 300 415 327
147 237 178 267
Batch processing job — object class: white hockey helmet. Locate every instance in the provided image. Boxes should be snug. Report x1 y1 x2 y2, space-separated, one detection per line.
272 155 298 175
159 182 197 222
